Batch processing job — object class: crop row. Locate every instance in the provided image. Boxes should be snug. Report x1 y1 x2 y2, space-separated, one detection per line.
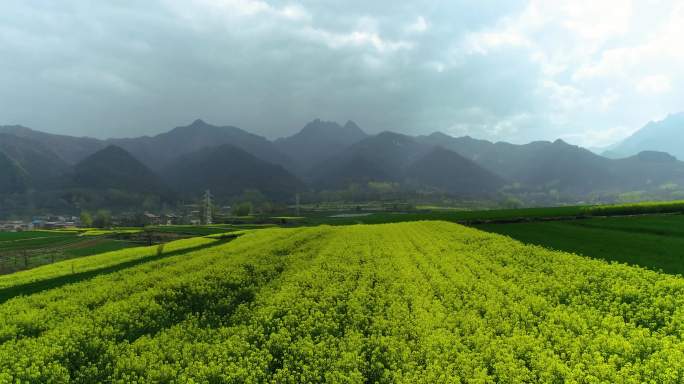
584 200 684 216
1 222 684 382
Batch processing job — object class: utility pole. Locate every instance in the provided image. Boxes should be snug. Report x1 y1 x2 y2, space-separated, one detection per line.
204 190 213 225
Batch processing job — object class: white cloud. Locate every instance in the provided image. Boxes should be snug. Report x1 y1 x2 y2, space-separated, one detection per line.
465 0 632 57
192 0 272 16
454 0 684 146
539 80 586 111
463 28 531 55
556 0 632 42
165 0 310 25
300 26 413 54
599 89 620 112
406 16 428 34
42 67 142 95
1 0 683 146
637 75 672 94
280 5 310 21
574 3 684 80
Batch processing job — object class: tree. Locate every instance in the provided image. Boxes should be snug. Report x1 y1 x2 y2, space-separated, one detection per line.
93 210 112 229
80 211 93 227
501 197 523 209
232 202 253 217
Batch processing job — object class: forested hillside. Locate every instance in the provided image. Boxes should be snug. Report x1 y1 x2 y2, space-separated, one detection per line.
4 118 684 215
162 144 305 200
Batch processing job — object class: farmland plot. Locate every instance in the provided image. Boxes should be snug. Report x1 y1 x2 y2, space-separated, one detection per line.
1 222 684 382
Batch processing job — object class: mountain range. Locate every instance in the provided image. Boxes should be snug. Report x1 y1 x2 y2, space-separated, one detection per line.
2 115 684 214
603 113 684 160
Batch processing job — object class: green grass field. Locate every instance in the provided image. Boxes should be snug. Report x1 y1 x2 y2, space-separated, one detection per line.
476 214 684 275
0 231 82 252
0 225 254 274
0 231 146 274
0 236 218 296
583 200 684 216
2 221 684 382
62 239 138 258
300 205 587 226
297 200 684 227
0 231 70 241
1 200 680 276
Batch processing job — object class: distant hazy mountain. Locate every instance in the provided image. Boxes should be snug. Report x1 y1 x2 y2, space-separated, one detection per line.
0 133 71 185
311 131 431 188
311 131 502 195
610 151 684 189
420 132 684 194
420 133 617 193
504 140 614 193
0 151 27 194
605 113 684 159
109 119 290 170
275 119 368 174
405 147 505 195
69 145 171 197
1 120 293 171
161 144 304 201
0 125 104 164
418 132 494 160
5 116 684 212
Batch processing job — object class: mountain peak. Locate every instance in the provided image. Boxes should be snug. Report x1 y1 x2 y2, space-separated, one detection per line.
162 143 303 200
190 118 209 127
109 119 290 171
274 119 369 173
79 145 141 166
169 119 219 135
100 144 128 154
405 146 504 195
296 119 366 136
73 145 170 197
343 120 362 132
428 131 451 139
608 111 684 159
0 124 31 132
300 119 340 133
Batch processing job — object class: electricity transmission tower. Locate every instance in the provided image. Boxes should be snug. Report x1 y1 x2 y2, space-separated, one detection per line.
204 190 213 225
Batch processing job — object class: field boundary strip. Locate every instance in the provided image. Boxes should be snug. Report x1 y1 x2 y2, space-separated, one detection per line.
0 238 227 303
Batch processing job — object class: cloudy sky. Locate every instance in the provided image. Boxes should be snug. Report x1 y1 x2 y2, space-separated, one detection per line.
1 0 682 146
